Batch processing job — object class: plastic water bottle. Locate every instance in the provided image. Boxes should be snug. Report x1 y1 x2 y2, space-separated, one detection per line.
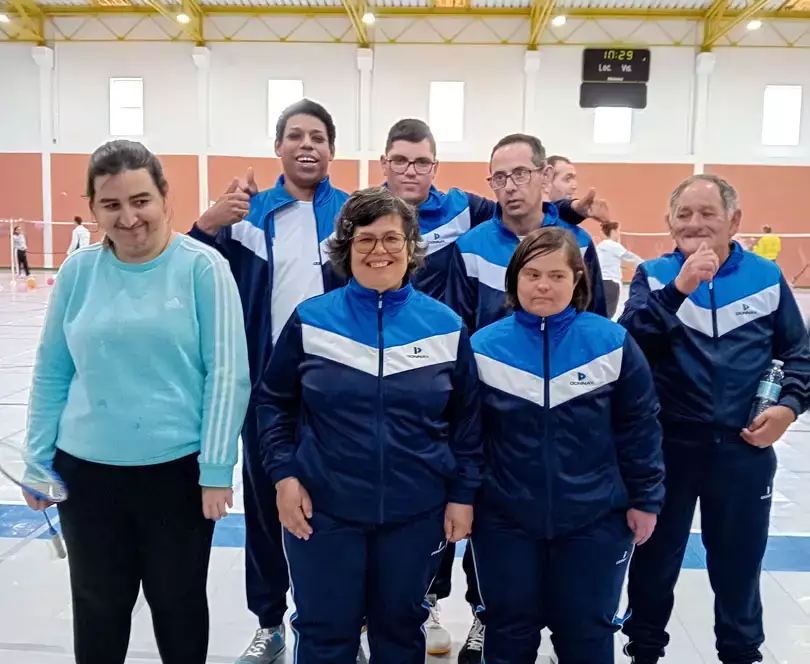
747 359 785 426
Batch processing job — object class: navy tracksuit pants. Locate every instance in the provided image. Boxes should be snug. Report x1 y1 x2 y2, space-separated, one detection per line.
623 439 776 664
472 508 634 664
242 406 290 628
430 541 480 607
283 506 446 664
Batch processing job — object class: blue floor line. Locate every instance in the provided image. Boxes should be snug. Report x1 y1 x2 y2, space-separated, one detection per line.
2 504 809 572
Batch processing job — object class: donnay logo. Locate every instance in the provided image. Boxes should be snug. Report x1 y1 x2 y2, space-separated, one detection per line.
737 303 757 317
427 231 445 247
570 371 594 386
407 345 429 359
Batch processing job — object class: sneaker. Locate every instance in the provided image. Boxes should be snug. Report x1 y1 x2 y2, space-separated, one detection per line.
235 625 286 663
424 594 452 655
622 642 658 664
457 616 483 664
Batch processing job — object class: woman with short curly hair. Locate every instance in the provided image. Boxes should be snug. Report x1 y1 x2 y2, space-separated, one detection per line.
256 186 484 664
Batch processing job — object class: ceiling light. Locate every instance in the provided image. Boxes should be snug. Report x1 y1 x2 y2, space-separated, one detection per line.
746 19 762 30
361 12 376 25
0 14 10 23
177 13 190 24
551 15 567 27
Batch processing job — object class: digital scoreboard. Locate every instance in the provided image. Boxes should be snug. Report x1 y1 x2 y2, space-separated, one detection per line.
580 48 651 109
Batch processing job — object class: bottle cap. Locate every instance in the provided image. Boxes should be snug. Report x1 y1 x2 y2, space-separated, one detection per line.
773 359 784 367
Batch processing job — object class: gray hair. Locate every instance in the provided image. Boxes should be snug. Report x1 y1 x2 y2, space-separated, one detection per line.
326 186 425 279
669 174 739 215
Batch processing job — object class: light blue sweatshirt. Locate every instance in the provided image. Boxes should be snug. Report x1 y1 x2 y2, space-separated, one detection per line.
25 235 251 488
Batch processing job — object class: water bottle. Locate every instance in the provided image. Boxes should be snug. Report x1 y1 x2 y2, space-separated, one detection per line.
747 359 785 426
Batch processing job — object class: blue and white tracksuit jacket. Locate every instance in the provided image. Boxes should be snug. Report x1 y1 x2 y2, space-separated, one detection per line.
189 176 349 390
256 278 484 525
619 241 810 442
444 205 607 331
472 306 665 539
411 186 588 302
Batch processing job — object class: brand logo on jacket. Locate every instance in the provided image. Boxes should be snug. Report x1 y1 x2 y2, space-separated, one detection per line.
427 231 445 247
570 371 595 386
407 346 429 359
736 303 757 316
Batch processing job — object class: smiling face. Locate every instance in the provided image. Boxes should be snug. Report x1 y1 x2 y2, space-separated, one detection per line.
275 113 334 190
91 168 170 262
350 213 411 293
668 180 741 259
517 248 580 318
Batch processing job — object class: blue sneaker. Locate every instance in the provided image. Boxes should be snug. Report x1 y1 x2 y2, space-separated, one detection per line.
235 626 285 663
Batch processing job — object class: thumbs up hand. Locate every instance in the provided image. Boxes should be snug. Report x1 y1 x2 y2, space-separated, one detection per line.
238 167 259 196
196 176 252 236
572 187 611 223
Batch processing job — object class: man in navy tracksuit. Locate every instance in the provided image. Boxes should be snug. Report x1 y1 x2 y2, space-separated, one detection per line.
379 119 611 658
190 99 349 664
618 174 810 664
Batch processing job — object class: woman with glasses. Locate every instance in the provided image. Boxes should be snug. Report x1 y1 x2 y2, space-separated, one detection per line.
470 227 664 664
256 186 483 664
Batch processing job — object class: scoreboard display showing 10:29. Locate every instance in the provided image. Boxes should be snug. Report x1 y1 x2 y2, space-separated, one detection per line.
579 48 651 110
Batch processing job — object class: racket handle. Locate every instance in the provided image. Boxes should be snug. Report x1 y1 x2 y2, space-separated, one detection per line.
51 533 67 559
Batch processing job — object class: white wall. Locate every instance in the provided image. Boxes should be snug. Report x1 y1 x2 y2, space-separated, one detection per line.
705 48 810 164
1 35 809 165
372 44 525 160
0 44 41 152
533 46 695 163
208 42 359 158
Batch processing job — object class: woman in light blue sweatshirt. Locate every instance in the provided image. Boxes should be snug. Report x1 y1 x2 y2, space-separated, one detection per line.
23 140 251 664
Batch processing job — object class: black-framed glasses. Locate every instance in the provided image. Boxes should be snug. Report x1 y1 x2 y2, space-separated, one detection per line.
386 156 436 175
352 232 407 255
488 167 541 191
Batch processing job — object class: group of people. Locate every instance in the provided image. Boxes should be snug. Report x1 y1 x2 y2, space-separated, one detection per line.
11 216 92 278
20 97 810 664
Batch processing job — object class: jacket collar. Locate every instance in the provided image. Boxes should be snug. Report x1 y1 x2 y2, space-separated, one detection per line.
346 277 414 312
263 175 336 214
492 201 560 240
515 304 578 344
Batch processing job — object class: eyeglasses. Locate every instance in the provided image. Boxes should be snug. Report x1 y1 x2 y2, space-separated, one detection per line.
352 232 407 255
488 167 541 191
386 157 436 175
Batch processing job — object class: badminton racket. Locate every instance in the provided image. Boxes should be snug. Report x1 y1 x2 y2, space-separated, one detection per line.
0 440 68 559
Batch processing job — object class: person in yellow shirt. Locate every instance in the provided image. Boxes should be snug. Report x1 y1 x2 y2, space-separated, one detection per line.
754 225 781 261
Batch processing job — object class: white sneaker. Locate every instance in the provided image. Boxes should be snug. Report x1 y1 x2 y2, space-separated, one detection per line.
425 594 452 655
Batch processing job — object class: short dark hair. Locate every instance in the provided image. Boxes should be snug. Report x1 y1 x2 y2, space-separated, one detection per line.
763 225 772 233
275 98 336 152
327 187 425 279
73 216 83 225
548 155 572 170
490 133 547 169
505 227 591 313
86 140 168 250
385 119 436 156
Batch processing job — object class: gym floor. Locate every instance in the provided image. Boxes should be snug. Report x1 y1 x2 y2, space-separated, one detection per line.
1 272 809 663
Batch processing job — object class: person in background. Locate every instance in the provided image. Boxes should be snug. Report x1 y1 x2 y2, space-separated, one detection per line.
619 174 810 664
67 216 91 255
444 133 607 664
547 155 578 201
597 221 644 319
189 98 349 664
380 119 608 305
257 187 482 664
22 140 250 664
471 227 664 664
12 225 31 277
753 224 781 262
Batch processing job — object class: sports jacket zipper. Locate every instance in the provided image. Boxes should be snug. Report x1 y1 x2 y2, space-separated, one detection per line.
542 317 553 539
709 280 720 441
377 295 385 523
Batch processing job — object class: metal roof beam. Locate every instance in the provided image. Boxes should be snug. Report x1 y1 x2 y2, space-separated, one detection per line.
4 0 46 43
702 0 771 50
528 0 556 50
339 0 369 47
140 0 204 44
